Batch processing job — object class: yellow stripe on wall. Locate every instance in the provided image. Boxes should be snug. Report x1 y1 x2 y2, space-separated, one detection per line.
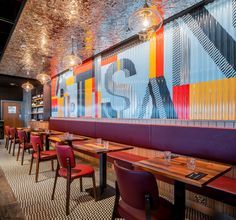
117 60 121 71
85 78 93 117
58 97 64 117
190 78 236 120
149 33 156 79
66 76 75 86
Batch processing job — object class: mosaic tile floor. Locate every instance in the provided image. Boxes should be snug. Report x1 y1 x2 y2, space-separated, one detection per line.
0 142 212 220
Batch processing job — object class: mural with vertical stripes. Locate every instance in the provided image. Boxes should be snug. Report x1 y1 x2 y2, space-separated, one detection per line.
51 0 236 120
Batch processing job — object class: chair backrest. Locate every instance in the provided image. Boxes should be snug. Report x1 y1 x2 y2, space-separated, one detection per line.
9 127 17 138
114 161 160 210
56 145 75 168
18 130 28 144
30 135 43 152
5 126 10 136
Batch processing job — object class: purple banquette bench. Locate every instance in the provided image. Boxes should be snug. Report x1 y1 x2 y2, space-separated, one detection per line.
49 119 236 205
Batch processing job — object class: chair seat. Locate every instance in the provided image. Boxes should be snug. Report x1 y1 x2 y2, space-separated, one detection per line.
33 150 57 160
118 198 174 220
20 143 32 149
58 164 94 179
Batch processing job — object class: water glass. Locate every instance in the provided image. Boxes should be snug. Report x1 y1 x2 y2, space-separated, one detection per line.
187 157 196 170
96 138 102 145
103 141 109 149
164 151 171 162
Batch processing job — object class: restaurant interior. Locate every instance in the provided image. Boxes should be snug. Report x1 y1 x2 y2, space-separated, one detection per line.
0 0 236 219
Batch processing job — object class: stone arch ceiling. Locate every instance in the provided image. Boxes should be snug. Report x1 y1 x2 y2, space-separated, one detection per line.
0 0 202 78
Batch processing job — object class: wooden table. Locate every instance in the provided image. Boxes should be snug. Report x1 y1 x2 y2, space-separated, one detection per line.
48 134 88 147
31 130 63 150
73 139 133 199
133 156 231 220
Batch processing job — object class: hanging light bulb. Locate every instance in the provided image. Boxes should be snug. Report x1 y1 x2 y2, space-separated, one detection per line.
128 1 163 41
36 72 51 85
61 36 82 70
22 81 34 92
36 58 51 85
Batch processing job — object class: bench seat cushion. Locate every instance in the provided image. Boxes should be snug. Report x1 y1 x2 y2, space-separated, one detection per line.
207 176 236 195
108 152 147 170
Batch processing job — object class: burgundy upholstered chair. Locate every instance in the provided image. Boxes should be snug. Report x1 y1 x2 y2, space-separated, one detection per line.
29 135 57 182
17 130 32 165
112 161 174 220
8 127 20 156
51 145 97 215
4 126 10 150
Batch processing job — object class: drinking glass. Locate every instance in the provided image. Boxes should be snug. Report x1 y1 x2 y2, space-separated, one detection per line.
103 141 109 149
96 138 102 145
163 151 171 162
187 157 196 170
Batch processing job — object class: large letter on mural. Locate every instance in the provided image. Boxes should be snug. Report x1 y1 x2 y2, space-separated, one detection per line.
104 58 137 118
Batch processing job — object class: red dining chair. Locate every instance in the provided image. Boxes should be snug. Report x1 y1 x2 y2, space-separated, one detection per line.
4 126 10 150
112 161 174 220
8 127 20 156
17 130 32 165
51 144 97 215
29 135 57 182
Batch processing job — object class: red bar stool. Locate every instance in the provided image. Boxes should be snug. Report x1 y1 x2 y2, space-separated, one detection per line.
17 130 32 165
112 161 174 220
29 135 57 182
4 126 10 150
8 127 20 156
51 144 97 215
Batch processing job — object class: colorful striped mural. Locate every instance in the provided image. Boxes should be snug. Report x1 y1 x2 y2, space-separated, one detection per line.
51 0 236 120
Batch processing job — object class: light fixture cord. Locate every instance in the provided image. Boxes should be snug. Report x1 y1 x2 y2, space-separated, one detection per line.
71 37 74 54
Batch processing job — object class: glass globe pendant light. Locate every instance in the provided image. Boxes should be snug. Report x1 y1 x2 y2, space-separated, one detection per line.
36 72 51 85
22 81 34 92
61 36 82 70
36 58 51 85
128 0 163 41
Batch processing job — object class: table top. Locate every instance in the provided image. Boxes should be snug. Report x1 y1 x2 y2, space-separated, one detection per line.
73 139 133 154
133 156 231 187
31 130 63 136
48 134 88 143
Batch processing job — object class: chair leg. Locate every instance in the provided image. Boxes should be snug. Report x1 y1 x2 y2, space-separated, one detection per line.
52 162 59 200
92 173 97 201
51 160 54 171
80 178 83 192
21 148 25 165
112 181 120 220
35 159 40 183
66 177 71 215
12 141 16 156
16 146 21 161
5 137 8 149
29 155 34 175
8 140 12 154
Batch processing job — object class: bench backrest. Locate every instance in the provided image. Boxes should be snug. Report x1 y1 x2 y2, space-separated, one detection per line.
49 119 236 164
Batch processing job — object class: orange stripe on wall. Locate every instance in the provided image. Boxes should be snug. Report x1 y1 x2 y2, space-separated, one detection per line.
74 60 93 75
156 26 164 77
51 78 56 96
101 54 117 66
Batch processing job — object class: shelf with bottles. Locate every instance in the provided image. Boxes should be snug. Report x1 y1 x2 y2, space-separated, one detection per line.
31 93 44 121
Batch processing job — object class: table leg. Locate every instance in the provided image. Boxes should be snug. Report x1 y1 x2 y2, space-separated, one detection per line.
99 153 107 194
174 180 186 220
45 134 49 151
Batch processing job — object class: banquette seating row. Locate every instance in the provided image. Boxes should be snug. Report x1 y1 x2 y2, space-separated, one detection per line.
49 119 236 206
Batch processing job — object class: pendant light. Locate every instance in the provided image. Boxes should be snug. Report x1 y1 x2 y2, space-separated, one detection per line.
36 58 51 85
61 36 82 70
128 0 163 41
22 81 34 92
